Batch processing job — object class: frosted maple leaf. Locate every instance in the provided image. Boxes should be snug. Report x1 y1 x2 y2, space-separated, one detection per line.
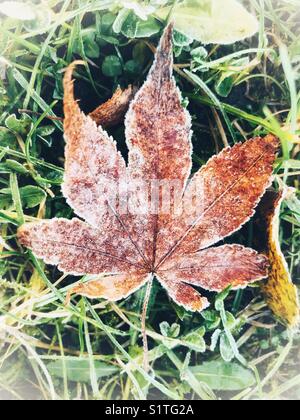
19 26 278 326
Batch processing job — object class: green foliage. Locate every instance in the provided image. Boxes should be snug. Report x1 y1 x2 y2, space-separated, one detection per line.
5 114 32 135
182 327 206 353
160 321 180 338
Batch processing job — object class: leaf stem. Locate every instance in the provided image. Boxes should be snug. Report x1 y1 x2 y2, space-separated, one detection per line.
142 276 153 372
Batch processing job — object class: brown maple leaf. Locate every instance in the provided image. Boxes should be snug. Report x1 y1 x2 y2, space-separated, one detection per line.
18 25 279 368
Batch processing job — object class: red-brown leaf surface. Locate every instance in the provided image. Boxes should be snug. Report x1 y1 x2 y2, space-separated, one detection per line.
18 25 279 313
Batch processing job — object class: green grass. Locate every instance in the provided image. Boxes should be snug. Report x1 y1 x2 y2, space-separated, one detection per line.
0 0 299 400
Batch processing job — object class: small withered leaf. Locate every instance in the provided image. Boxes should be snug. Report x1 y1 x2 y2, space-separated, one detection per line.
18 25 278 319
255 189 300 328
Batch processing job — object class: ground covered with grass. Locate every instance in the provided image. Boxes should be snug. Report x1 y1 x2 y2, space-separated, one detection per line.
0 0 299 400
